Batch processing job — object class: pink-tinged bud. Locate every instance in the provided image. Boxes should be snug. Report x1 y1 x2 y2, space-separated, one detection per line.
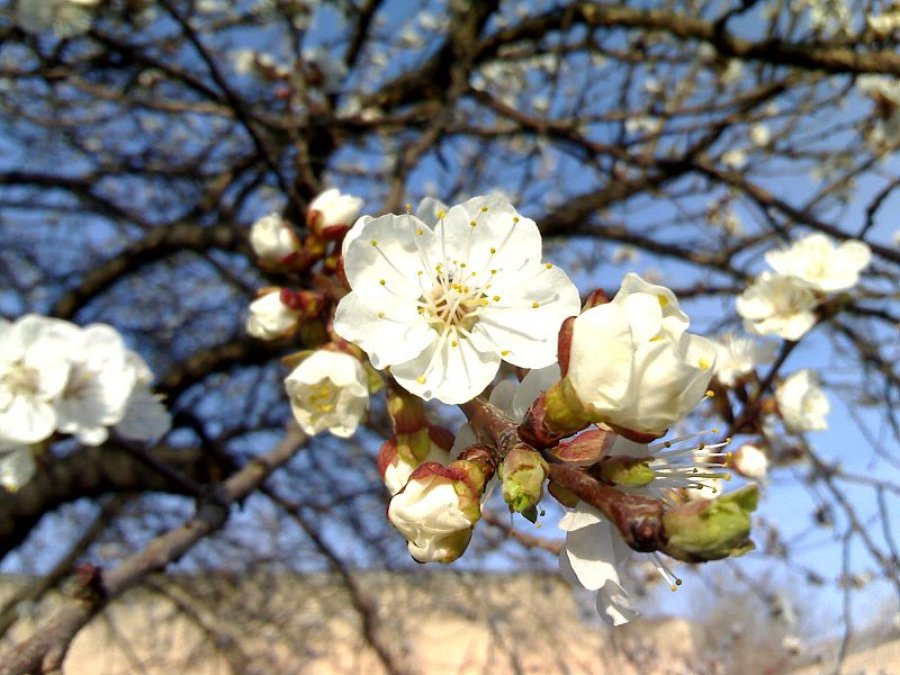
499 445 549 521
379 425 454 496
308 189 364 239
246 289 301 340
581 289 609 310
546 427 615 465
387 460 486 563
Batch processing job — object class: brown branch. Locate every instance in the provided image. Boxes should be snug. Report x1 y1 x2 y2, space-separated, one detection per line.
0 425 306 675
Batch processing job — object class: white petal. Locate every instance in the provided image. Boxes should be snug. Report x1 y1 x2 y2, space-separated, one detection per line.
596 580 641 626
0 447 36 492
391 337 500 405
333 292 434 369
561 519 622 591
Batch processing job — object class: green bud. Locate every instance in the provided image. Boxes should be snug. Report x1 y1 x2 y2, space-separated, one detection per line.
499 445 549 518
597 457 655 488
662 485 759 563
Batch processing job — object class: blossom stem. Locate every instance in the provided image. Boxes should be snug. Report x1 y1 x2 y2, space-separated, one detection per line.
548 464 666 553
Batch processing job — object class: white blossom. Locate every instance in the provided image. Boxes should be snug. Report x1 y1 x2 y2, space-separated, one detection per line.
284 350 369 438
736 272 819 340
712 333 777 387
732 443 769 479
308 188 364 235
246 290 300 340
764 233 872 292
387 469 475 563
750 125 771 147
0 315 71 444
722 149 748 170
776 369 830 433
17 0 101 38
566 274 716 437
334 195 581 404
0 444 37 493
55 324 136 446
250 213 299 262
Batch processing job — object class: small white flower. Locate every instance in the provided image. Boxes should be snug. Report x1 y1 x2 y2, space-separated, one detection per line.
566 274 716 437
0 444 37 492
0 315 72 444
775 369 830 433
250 213 299 262
712 333 777 387
284 350 369 438
732 443 769 479
764 233 872 292
334 195 581 404
16 0 101 38
246 290 300 340
232 49 258 75
55 324 136 446
308 188 364 236
387 468 475 563
722 148 748 170
736 272 819 340
750 125 771 147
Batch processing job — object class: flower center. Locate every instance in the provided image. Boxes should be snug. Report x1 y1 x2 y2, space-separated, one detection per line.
3 363 40 400
307 381 337 415
419 268 487 337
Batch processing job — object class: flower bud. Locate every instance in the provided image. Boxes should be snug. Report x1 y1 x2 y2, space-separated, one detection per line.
662 485 758 562
246 289 301 340
378 425 453 496
499 445 549 521
387 460 486 563
596 456 655 488
308 188 364 240
557 274 716 440
249 213 300 263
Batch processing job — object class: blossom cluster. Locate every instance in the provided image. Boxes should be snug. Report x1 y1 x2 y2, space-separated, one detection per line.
243 191 847 628
0 315 171 491
736 233 870 341
16 0 102 39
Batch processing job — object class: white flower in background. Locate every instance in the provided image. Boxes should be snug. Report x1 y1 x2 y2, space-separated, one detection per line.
17 0 101 38
559 504 642 626
334 195 581 404
750 124 771 147
712 333 777 387
736 272 818 340
566 273 716 437
776 369 830 433
308 188 364 236
867 8 900 36
55 324 135 446
246 290 300 340
114 351 171 443
764 233 872 292
722 149 748 170
250 213 299 262
302 47 347 92
284 350 369 438
0 315 71 444
0 444 37 492
387 468 476 563
732 443 769 479
624 116 662 136
683 476 724 500
231 48 258 75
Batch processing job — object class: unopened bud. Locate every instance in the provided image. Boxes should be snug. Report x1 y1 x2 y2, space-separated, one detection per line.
499 445 549 521
662 485 758 562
